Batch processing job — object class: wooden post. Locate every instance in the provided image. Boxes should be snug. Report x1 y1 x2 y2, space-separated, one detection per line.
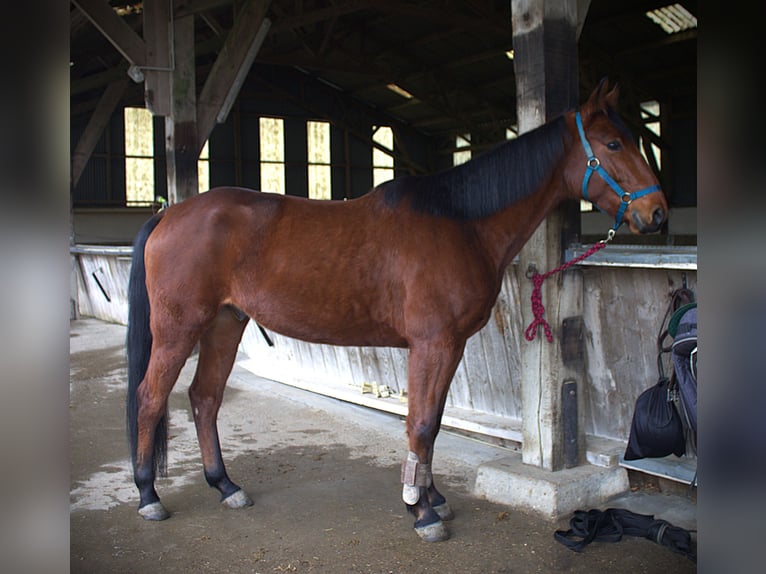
165 14 198 204
71 0 146 66
512 0 584 471
196 1 272 156
143 0 171 116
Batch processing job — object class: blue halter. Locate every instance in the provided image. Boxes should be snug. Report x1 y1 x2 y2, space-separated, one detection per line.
575 112 661 232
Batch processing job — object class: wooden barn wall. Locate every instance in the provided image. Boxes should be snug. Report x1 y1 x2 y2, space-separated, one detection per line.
237 263 697 444
202 94 379 199
72 248 133 325
581 267 696 441
72 246 696 447
239 264 526 428
69 39 697 448
72 81 379 208
71 112 126 207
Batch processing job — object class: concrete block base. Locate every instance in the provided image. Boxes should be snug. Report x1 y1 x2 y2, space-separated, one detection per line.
474 454 630 521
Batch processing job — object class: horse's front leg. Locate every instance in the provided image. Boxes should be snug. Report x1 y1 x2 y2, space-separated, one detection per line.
402 338 465 542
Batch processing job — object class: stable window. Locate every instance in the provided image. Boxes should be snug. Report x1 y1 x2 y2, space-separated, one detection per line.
260 117 286 194
307 121 331 199
124 107 154 206
198 140 210 193
453 134 471 166
640 100 662 171
125 107 210 204
372 126 394 186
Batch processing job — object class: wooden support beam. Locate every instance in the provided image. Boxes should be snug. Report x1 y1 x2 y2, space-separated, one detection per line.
71 0 146 66
165 14 199 204
143 0 172 116
71 77 129 188
512 0 583 472
576 0 591 39
197 0 273 155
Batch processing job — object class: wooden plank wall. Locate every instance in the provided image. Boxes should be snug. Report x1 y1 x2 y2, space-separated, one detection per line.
72 250 696 446
239 263 697 444
240 265 525 422
581 267 697 441
72 249 133 324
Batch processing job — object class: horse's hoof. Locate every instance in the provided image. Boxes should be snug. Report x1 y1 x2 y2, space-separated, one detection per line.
414 520 450 542
138 501 170 521
222 489 253 509
433 502 454 521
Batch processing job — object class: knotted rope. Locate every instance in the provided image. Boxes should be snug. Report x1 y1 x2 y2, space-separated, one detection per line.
524 239 610 342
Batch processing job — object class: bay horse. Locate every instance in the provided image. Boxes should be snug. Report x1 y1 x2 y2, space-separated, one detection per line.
126 80 667 542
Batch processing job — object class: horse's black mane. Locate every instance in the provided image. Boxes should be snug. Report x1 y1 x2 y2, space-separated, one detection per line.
382 115 568 220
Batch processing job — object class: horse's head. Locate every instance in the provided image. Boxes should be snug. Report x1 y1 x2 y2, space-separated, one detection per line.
567 79 668 235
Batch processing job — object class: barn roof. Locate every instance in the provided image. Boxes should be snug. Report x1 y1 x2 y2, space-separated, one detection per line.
70 0 697 150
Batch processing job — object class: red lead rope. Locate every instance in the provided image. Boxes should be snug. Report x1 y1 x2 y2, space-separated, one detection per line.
524 241 609 342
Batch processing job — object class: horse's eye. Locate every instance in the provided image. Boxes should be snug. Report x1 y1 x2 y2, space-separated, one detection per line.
606 140 622 151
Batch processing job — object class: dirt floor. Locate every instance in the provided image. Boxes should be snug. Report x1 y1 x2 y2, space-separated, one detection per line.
70 318 696 573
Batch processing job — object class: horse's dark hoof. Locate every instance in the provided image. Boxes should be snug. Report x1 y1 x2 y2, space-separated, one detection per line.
433 502 454 521
222 489 253 509
414 520 449 542
138 501 170 521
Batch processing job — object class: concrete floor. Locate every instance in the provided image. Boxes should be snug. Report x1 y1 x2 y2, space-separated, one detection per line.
70 317 696 573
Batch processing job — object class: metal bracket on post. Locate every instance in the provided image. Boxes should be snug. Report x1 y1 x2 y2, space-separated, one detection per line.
562 379 579 468
561 316 584 367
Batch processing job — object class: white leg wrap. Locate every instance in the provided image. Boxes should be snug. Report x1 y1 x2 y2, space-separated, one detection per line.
401 451 431 505
403 484 420 505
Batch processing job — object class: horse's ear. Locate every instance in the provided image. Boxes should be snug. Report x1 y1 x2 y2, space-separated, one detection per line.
583 77 619 115
604 82 620 110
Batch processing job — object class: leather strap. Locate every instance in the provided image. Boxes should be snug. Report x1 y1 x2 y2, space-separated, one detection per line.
554 508 696 562
400 456 431 487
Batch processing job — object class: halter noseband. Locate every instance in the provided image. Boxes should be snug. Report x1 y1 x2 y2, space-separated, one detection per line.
575 112 661 232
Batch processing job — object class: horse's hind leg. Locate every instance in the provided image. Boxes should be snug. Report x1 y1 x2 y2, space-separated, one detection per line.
134 336 199 520
189 306 253 509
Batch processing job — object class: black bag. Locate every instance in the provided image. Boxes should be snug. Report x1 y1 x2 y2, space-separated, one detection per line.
624 285 694 461
624 376 686 460
669 303 697 436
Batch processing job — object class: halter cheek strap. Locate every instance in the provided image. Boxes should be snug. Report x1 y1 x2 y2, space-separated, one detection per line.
575 112 661 232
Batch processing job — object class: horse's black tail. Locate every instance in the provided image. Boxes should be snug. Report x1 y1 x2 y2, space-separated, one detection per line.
126 214 168 477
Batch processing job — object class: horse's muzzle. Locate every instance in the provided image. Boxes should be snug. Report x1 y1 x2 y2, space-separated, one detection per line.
632 206 666 234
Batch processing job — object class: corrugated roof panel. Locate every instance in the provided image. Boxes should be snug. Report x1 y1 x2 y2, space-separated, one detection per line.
646 3 697 34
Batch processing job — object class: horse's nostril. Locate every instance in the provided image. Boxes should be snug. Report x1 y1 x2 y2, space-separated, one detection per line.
652 207 665 227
